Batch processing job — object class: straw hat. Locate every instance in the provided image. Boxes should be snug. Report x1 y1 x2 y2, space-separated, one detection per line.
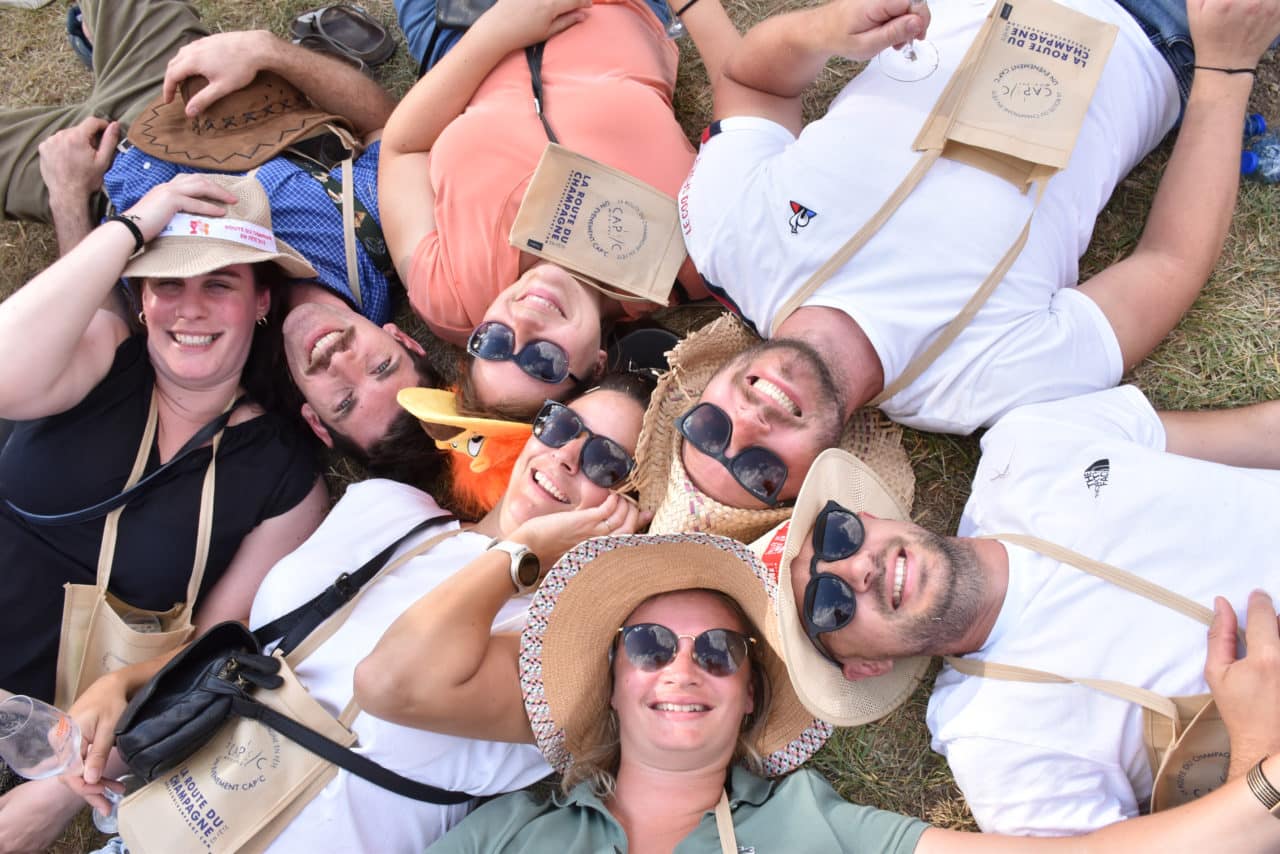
127 72 350 170
122 173 316 280
632 313 914 542
749 449 930 727
520 532 834 777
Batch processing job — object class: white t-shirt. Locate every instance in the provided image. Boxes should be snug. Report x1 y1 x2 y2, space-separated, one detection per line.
679 0 1178 433
927 387 1280 835
247 479 550 853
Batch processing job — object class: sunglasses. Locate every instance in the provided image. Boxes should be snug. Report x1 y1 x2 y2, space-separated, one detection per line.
675 402 788 506
467 321 583 385
533 400 636 489
801 500 866 666
617 623 756 678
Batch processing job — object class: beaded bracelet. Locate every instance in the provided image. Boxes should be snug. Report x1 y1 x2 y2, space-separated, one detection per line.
105 214 145 255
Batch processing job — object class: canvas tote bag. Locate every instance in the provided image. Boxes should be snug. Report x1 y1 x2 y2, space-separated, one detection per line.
508 143 687 306
116 525 463 854
944 533 1237 812
53 390 224 709
771 0 1117 404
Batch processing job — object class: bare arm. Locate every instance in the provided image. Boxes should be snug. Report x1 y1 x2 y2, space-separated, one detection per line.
192 478 329 629
1078 0 1280 369
378 0 590 281
162 31 396 137
1158 401 1280 468
715 0 929 133
355 494 642 740
38 117 121 256
0 175 237 420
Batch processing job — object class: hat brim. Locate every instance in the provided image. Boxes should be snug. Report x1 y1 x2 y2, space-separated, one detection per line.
397 387 533 438
771 448 930 726
521 533 833 777
122 233 317 281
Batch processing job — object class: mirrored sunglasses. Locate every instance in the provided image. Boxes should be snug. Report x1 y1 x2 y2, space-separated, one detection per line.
617 623 756 678
802 500 866 666
467 321 583 385
533 400 636 489
675 402 788 506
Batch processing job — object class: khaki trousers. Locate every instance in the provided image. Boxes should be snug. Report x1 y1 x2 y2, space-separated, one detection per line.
0 0 206 221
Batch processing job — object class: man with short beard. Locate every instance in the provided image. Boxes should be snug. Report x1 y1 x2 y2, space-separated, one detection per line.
762 386 1280 836
671 0 1279 512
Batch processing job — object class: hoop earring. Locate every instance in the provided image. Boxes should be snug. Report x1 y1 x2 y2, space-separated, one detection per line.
137 311 147 326
256 315 268 327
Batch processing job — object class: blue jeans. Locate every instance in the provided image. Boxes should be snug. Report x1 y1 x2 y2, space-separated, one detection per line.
1111 0 1194 106
396 0 672 74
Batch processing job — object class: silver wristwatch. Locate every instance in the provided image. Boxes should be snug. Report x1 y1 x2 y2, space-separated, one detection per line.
488 539 541 594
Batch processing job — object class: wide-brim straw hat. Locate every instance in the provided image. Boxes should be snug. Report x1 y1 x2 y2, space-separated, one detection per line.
127 72 350 170
122 173 316 280
520 532 834 777
749 448 930 726
631 313 915 543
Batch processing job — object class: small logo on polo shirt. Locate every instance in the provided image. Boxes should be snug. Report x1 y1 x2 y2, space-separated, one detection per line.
787 201 817 234
1083 458 1110 497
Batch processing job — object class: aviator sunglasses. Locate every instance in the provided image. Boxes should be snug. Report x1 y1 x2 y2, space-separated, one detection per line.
801 500 866 666
675 402 788 506
616 623 756 677
532 400 636 489
467 321 583 385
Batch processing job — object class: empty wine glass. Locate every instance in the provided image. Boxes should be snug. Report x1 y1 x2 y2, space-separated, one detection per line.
877 0 940 82
665 9 686 39
0 695 123 833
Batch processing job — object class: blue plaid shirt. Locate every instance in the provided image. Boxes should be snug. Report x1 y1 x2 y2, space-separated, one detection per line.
104 141 391 325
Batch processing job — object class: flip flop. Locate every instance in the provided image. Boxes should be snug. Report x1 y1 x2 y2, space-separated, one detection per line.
290 4 396 67
66 4 93 70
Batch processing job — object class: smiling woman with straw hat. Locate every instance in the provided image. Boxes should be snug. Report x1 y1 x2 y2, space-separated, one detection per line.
0 172 328 847
354 530 1280 853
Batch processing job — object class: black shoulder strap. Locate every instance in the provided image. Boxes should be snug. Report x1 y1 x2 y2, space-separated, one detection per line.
525 42 559 144
253 513 456 655
231 694 473 804
6 396 245 527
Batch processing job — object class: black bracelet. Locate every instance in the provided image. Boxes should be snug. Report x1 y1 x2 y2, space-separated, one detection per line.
1193 64 1256 75
674 0 700 16
105 214 145 254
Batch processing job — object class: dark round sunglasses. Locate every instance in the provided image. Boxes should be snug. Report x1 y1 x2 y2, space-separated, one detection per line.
467 321 583 385
617 623 756 678
533 400 636 489
674 402 788 506
801 500 866 666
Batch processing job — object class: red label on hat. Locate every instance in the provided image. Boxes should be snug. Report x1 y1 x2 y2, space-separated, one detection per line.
759 520 790 583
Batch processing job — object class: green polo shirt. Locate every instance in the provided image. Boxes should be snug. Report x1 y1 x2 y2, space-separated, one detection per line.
430 765 928 852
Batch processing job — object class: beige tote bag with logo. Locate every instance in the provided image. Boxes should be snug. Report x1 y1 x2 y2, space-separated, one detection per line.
945 534 1234 812
508 143 687 306
772 0 1117 404
117 526 463 854
54 391 222 709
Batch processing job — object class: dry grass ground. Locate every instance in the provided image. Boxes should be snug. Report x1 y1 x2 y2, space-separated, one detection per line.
1 0 1278 850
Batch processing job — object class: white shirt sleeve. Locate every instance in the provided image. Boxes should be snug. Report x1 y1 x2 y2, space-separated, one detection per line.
982 385 1166 456
941 735 1140 835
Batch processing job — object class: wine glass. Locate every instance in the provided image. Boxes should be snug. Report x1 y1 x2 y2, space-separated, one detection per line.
877 0 940 82
665 9 687 39
0 695 123 833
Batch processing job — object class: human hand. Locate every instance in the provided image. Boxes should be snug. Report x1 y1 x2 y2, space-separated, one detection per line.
816 0 931 61
163 30 280 117
38 116 119 203
509 492 648 572
119 173 240 243
474 0 593 53
1187 0 1280 71
1205 590 1280 778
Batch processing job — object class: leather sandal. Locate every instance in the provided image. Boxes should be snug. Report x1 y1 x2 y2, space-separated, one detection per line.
290 4 396 68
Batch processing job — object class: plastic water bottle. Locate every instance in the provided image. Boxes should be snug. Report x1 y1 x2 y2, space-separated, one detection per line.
1244 113 1267 141
1241 133 1280 184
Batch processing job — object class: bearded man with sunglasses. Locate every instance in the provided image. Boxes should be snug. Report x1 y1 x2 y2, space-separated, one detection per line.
762 385 1280 836
669 0 1276 512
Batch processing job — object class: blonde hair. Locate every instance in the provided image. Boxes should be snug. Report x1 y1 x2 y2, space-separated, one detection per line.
560 590 772 797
